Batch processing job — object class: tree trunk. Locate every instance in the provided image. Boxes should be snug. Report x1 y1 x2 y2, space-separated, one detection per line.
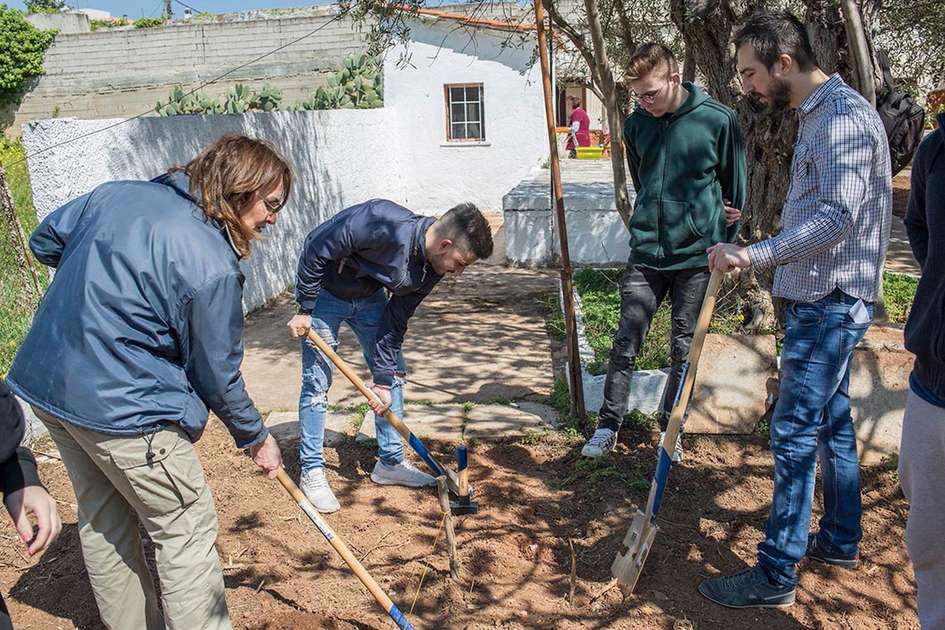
670 0 793 330
581 0 633 228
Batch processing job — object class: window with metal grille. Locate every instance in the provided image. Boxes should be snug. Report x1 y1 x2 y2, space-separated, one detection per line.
444 84 485 142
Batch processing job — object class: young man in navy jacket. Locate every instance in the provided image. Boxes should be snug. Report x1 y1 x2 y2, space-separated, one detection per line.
287 200 493 512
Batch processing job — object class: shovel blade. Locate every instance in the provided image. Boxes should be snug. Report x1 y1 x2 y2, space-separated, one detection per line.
611 509 659 595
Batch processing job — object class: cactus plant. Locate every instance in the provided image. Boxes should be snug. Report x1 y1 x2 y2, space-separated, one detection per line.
156 86 222 116
223 84 253 114
295 53 384 111
252 83 282 112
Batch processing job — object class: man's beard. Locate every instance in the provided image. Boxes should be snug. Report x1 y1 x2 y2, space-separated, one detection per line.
750 76 792 112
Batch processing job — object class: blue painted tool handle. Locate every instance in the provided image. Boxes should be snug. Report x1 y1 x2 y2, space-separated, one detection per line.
408 433 446 478
389 603 415 630
456 445 469 496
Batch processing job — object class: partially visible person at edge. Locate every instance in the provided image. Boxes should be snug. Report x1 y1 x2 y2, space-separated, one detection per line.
286 200 494 513
579 42 745 463
4 134 290 630
566 95 592 157
900 109 945 629
701 10 891 609
0 378 62 630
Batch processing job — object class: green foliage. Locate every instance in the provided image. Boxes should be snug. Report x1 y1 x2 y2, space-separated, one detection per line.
882 271 918 324
223 83 253 114
89 17 132 31
0 138 47 377
156 83 284 117
253 83 282 112
295 53 383 111
560 268 750 375
552 454 647 492
155 86 223 116
134 17 165 29
25 0 65 13
623 409 657 432
0 7 57 103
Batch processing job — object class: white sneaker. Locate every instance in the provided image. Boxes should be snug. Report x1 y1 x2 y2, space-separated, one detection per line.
581 428 617 458
658 431 684 463
299 468 340 513
370 460 436 487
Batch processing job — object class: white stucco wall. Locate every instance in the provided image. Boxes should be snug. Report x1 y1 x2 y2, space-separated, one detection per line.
21 19 549 313
22 109 405 312
384 21 547 212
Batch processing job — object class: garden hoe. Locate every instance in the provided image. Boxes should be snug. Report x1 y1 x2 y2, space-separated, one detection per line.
274 468 415 629
610 268 722 596
304 330 476 513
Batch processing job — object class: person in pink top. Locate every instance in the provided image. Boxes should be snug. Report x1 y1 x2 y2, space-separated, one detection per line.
566 96 591 156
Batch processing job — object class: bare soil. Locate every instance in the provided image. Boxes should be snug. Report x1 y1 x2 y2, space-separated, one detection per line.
0 425 916 629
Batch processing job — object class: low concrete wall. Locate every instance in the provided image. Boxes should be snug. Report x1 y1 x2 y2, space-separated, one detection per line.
503 161 634 267
22 109 405 313
26 12 90 34
7 13 365 135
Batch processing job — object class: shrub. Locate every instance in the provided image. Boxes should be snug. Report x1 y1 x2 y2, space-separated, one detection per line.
0 7 57 103
134 17 165 29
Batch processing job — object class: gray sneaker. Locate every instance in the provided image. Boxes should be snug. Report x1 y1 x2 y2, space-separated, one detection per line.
299 468 340 513
658 431 684 463
581 428 617 458
370 459 436 487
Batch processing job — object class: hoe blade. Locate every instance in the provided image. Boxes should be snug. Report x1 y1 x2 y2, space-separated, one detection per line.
611 508 659 595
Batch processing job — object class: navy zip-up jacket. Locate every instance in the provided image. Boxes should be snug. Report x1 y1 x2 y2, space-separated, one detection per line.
6 172 267 449
905 114 945 401
295 199 442 386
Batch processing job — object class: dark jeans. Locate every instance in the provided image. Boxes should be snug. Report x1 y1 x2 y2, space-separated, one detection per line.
757 289 872 587
597 264 711 433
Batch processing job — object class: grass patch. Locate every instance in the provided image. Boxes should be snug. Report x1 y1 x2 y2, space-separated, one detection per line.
882 272 917 324
0 138 45 378
545 268 749 377
552 454 648 491
328 402 372 430
405 398 434 407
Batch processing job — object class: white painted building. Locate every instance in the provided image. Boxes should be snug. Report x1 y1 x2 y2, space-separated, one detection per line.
22 9 549 312
384 10 547 214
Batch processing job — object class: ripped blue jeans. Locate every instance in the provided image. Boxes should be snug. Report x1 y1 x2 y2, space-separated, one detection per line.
299 288 406 473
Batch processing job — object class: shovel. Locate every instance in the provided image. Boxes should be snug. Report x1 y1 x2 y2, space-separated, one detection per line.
304 330 466 499
275 468 415 629
610 268 722 595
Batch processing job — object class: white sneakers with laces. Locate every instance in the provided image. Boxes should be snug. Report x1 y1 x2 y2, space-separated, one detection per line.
299 467 341 513
581 428 618 458
370 459 437 487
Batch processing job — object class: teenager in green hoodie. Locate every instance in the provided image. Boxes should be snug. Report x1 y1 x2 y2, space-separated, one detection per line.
581 43 746 461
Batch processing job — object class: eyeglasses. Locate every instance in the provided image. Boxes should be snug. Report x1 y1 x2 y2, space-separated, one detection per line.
632 81 669 104
263 196 284 214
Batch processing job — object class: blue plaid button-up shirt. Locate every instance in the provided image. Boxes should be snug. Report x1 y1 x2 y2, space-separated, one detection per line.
747 74 891 302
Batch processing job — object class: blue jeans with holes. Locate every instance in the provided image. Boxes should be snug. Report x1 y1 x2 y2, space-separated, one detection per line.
298 288 406 473
757 289 872 587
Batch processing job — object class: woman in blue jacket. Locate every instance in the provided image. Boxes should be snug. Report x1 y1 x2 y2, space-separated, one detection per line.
6 134 291 630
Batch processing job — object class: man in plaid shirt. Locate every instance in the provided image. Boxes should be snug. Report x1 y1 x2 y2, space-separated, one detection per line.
699 11 891 608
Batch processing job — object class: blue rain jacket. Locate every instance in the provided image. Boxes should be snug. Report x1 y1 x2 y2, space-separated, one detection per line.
6 172 267 448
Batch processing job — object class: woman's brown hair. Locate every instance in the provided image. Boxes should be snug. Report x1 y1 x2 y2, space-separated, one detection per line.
176 134 293 257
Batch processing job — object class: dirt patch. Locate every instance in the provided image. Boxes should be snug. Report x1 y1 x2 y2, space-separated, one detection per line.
0 426 916 629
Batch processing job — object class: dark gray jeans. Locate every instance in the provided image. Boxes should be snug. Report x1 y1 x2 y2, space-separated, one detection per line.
597 264 711 433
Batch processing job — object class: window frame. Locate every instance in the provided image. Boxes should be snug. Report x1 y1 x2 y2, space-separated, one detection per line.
443 83 486 143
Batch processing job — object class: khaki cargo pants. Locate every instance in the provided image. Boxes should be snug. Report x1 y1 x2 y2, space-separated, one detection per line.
35 408 231 630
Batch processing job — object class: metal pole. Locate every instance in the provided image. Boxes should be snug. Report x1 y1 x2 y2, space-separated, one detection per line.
533 0 587 419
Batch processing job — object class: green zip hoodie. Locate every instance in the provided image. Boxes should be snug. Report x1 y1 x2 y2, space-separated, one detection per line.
623 82 746 270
